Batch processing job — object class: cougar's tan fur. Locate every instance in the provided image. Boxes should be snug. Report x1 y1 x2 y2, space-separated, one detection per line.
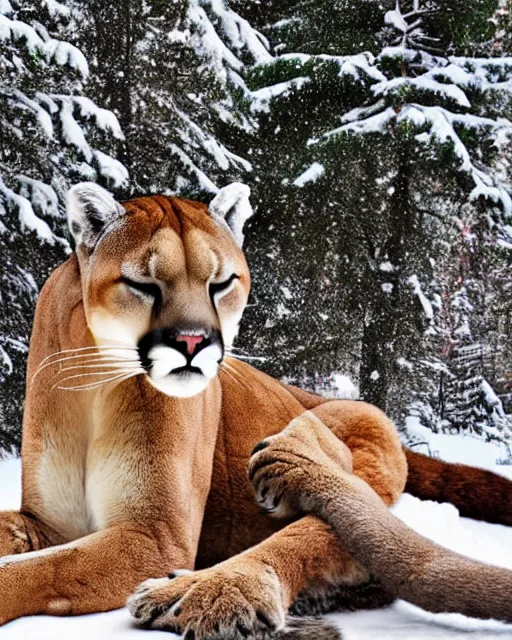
0 185 509 639
249 413 512 624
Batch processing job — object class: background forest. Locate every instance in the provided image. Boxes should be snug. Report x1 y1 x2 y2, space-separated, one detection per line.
1 0 512 457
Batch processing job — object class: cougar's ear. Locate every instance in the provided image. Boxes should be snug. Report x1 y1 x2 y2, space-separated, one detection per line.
209 183 253 247
67 182 125 249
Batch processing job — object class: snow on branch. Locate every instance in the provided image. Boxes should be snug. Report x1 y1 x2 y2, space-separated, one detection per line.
250 77 309 113
189 0 271 84
251 52 390 114
93 151 129 188
0 14 88 76
17 177 60 219
43 40 88 77
323 102 512 214
171 144 220 194
0 177 55 242
175 107 252 172
42 0 70 18
58 99 92 161
69 97 124 139
409 275 434 320
371 74 471 108
320 105 396 138
8 89 54 137
312 44 512 217
279 52 387 83
206 0 271 65
293 162 325 187
384 0 440 52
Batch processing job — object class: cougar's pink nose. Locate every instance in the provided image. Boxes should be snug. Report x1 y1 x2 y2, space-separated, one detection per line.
176 334 204 355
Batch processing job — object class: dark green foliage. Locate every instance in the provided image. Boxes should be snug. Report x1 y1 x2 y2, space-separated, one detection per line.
237 0 512 441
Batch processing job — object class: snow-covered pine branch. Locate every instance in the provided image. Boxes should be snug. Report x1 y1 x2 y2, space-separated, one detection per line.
0 0 128 449
242 0 512 443
384 0 441 53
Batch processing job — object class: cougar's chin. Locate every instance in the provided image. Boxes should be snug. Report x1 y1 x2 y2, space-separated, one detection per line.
147 370 212 398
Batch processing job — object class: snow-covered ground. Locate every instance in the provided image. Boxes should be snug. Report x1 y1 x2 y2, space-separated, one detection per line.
1 434 512 639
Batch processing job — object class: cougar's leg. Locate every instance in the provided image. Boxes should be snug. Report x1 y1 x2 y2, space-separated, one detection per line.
0 519 192 625
0 510 60 557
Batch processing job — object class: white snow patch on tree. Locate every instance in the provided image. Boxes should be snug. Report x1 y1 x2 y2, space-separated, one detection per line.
93 151 129 188
409 275 434 320
0 178 54 242
293 162 325 187
332 374 359 399
251 77 309 113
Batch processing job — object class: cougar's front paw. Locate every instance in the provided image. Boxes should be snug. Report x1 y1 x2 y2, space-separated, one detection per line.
249 411 352 517
128 560 285 638
128 570 193 629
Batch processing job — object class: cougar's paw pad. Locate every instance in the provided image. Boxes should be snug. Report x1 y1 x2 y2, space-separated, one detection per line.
130 563 285 639
128 573 196 628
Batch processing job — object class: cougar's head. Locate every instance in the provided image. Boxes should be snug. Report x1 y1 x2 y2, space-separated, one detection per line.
67 182 252 398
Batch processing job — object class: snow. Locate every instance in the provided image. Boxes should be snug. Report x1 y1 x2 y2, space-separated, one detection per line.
175 108 252 172
293 162 325 187
42 0 70 18
171 145 219 193
191 3 243 75
1 433 512 639
371 75 471 108
73 98 125 139
0 0 12 16
332 374 359 399
322 105 396 138
0 345 13 374
59 100 92 162
0 15 88 76
278 53 387 83
250 78 309 113
44 40 89 77
311 49 512 216
18 178 60 219
406 416 512 469
482 379 502 409
207 0 271 65
12 91 54 138
0 178 54 242
94 151 129 189
385 7 409 33
408 275 434 320
0 14 45 53
188 0 271 84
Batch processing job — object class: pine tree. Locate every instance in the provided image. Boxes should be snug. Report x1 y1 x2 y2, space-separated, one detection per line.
239 0 512 443
0 0 127 450
73 0 271 197
488 0 512 55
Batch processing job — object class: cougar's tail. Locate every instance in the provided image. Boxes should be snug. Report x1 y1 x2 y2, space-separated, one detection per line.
276 618 341 640
404 448 512 526
316 468 512 623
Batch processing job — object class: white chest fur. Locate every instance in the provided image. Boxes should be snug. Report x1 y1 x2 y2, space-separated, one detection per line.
37 436 93 540
37 423 146 541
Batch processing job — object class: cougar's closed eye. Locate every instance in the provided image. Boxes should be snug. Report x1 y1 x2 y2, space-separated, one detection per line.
120 277 162 308
209 274 239 301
